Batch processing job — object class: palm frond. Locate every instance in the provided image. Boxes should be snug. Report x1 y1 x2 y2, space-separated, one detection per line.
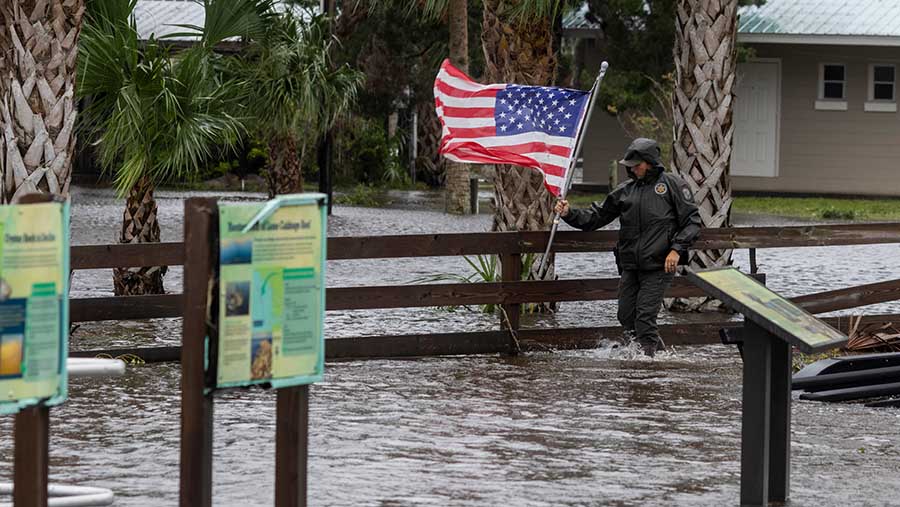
163 0 277 47
78 0 246 197
507 0 568 25
229 10 364 148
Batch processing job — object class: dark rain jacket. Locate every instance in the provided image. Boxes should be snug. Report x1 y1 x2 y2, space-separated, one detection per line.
562 162 702 272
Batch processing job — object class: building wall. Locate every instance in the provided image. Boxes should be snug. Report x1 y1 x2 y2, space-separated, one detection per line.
579 42 900 197
735 43 900 196
577 39 632 188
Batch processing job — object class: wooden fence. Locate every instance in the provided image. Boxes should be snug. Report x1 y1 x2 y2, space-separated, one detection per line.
68 222 900 362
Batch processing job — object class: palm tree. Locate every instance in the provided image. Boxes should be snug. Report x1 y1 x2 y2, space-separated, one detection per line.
672 0 738 286
443 0 472 214
0 0 85 202
481 0 563 287
78 0 253 294
231 9 363 197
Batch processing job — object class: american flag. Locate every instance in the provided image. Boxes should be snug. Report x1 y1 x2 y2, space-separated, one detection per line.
434 59 591 196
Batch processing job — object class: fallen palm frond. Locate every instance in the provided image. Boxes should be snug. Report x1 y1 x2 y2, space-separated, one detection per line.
845 316 900 353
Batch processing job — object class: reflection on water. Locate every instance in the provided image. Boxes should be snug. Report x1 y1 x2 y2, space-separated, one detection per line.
1 186 899 506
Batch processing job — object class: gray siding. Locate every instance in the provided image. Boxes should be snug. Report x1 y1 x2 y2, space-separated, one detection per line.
579 42 900 196
735 43 900 196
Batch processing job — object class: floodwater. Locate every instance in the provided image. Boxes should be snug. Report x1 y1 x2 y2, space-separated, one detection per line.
2 186 900 506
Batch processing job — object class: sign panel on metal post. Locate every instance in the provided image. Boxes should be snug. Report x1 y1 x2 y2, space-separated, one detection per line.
689 267 848 353
213 194 326 389
0 202 69 414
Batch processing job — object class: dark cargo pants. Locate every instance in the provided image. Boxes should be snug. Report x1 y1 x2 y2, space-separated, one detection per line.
617 269 675 347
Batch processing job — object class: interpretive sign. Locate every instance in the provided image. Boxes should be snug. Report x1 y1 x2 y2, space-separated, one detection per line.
214 194 326 389
0 202 69 415
689 267 847 353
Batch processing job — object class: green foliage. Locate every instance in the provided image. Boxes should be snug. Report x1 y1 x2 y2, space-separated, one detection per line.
333 116 403 185
411 253 538 314
569 194 897 221
591 0 766 116
217 8 364 192
333 184 389 207
734 197 894 221
189 138 269 183
78 0 253 195
613 74 675 167
587 0 678 115
200 160 236 181
792 348 843 373
819 207 856 220
228 10 364 146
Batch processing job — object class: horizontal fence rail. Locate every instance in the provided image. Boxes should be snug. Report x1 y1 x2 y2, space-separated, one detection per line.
70 223 900 269
66 223 900 361
71 275 900 324
70 313 900 363
69 275 765 322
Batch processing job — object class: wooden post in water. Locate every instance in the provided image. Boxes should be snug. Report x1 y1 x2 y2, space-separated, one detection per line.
275 385 310 507
14 406 50 507
180 198 217 507
500 253 521 351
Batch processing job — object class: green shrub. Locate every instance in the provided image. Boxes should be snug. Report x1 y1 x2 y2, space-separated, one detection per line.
819 207 857 220
197 160 234 181
334 184 388 207
334 116 402 185
410 253 538 314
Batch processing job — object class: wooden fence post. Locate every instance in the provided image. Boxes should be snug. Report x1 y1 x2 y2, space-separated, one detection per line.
500 253 521 351
180 197 217 507
275 385 310 507
14 406 50 507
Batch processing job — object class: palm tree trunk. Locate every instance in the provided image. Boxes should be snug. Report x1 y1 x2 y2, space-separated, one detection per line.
416 100 445 187
0 0 84 204
481 0 558 285
673 0 738 271
114 175 166 295
444 0 471 214
265 136 302 198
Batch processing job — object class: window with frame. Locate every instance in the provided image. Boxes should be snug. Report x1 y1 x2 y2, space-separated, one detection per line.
871 64 895 101
820 64 846 100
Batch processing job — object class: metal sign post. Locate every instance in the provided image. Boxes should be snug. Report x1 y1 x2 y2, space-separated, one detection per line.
688 267 848 507
737 321 792 505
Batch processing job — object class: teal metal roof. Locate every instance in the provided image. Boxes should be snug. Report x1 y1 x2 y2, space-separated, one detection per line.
739 0 900 37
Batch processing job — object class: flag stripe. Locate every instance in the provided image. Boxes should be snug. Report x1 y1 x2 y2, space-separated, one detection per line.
434 80 502 98
439 62 477 82
439 105 495 118
442 116 496 128
443 126 497 138
444 133 575 151
435 95 497 108
434 59 590 197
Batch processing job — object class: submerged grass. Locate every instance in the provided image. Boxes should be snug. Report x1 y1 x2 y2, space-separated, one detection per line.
567 193 900 221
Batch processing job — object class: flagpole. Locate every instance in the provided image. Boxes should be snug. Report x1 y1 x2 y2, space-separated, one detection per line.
537 61 609 279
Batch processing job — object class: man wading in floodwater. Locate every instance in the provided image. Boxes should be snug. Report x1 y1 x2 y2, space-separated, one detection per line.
554 138 701 356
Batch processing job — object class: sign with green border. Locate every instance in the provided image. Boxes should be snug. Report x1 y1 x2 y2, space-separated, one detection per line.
212 194 326 389
0 202 70 414
689 267 848 354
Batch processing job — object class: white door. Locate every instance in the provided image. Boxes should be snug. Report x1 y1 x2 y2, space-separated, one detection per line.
733 61 779 177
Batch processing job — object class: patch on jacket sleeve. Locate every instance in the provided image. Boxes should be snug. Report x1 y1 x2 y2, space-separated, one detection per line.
681 186 693 201
654 182 668 195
